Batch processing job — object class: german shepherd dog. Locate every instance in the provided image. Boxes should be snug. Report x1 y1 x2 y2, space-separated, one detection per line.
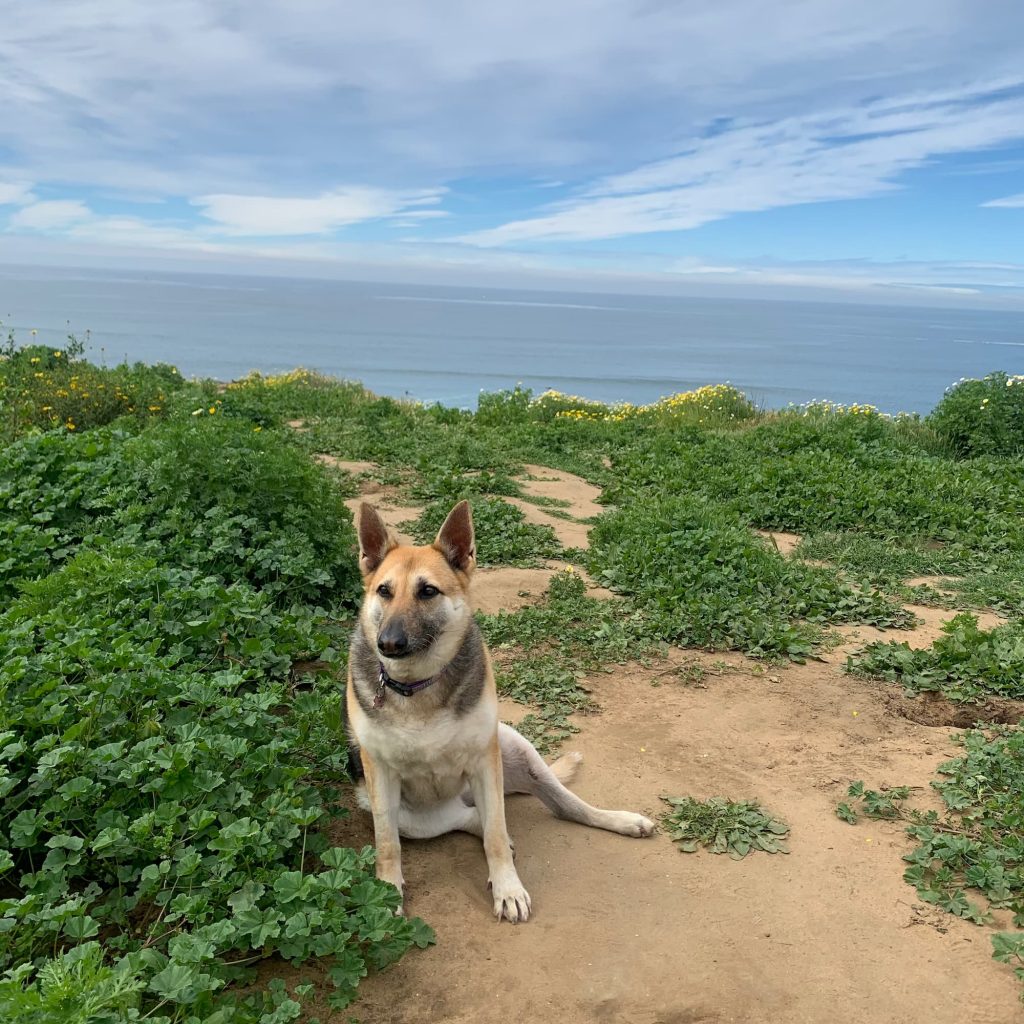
345 500 654 923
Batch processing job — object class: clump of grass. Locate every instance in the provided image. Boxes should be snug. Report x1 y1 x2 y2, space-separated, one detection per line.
661 797 790 859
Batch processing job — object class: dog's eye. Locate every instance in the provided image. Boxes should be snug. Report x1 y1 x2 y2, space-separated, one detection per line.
418 584 441 599
376 583 393 599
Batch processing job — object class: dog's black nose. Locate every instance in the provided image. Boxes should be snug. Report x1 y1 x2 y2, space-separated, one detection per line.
378 622 409 657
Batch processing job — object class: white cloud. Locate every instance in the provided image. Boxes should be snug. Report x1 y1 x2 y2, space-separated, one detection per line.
0 3 1021 286
9 199 91 229
459 83 1024 244
663 256 1024 296
191 188 447 236
0 182 34 205
2 2 1023 193
982 193 1024 207
65 215 212 248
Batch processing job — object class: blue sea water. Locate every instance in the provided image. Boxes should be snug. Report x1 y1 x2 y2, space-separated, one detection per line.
1 265 1021 414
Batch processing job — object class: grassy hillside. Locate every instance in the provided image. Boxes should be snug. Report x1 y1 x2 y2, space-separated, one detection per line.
2 332 1024 1019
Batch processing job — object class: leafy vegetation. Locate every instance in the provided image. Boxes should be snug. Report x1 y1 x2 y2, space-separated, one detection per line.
839 727 1024 994
480 569 657 752
0 344 431 1022
930 372 1024 458
848 613 1024 703
6 335 1024 1010
660 797 790 858
0 547 431 1021
0 418 362 608
589 494 914 658
407 495 562 567
0 329 185 440
526 382 757 427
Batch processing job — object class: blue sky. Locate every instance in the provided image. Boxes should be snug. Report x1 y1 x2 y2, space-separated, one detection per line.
1 1 1023 305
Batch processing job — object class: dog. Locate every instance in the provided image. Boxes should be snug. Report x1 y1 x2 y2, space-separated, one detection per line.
344 499 654 923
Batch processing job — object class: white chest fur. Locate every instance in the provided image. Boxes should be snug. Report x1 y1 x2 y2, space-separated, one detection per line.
359 696 497 808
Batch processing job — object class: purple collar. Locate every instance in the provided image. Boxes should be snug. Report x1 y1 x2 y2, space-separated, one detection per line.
374 661 438 706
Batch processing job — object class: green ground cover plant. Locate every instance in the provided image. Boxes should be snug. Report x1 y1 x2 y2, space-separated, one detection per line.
839 726 1024 995
588 494 914 658
0 417 362 608
929 372 1024 459
407 496 563 567
0 552 431 1022
6 336 1024 1012
0 329 188 441
0 343 432 1022
479 569 658 752
661 797 790 858
848 613 1024 703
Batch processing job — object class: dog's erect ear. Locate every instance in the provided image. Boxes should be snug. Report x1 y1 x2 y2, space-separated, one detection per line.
357 503 397 576
433 499 476 573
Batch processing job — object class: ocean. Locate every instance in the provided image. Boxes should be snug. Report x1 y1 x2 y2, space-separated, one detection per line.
1 265 1021 414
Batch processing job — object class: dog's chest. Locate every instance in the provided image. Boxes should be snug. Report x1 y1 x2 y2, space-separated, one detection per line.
364 702 494 805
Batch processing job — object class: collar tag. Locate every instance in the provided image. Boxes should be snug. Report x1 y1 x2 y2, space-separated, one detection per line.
373 669 387 708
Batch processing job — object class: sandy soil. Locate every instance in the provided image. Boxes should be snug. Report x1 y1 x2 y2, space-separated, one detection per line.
503 495 593 550
303 458 1022 1023
321 456 612 597
518 464 606 520
755 529 802 557
331 653 1020 1024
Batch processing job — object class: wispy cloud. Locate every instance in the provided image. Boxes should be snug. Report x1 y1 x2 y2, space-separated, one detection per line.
10 199 91 229
459 82 1024 244
191 188 447 236
0 182 33 206
3 2 1023 192
982 192 1024 207
1 2 1023 302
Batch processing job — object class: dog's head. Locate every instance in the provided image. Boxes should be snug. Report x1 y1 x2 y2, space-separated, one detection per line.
356 500 476 678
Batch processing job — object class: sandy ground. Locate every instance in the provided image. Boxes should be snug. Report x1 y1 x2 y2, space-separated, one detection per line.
303 456 1022 1024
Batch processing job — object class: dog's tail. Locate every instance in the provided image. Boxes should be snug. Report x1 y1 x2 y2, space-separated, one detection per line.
548 750 583 787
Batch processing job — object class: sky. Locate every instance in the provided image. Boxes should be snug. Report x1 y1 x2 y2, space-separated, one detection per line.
1 1 1024 306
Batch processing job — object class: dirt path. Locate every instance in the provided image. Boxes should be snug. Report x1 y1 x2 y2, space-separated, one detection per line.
331 655 1018 1024
322 456 613 600
311 458 1020 1024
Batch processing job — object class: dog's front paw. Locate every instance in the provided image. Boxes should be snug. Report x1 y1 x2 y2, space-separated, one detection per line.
611 810 656 838
489 872 531 923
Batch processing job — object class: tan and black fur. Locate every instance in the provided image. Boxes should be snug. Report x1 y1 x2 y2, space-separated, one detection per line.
345 500 653 923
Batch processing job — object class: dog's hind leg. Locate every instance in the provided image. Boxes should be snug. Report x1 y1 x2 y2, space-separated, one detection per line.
498 723 655 838
397 798 483 840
